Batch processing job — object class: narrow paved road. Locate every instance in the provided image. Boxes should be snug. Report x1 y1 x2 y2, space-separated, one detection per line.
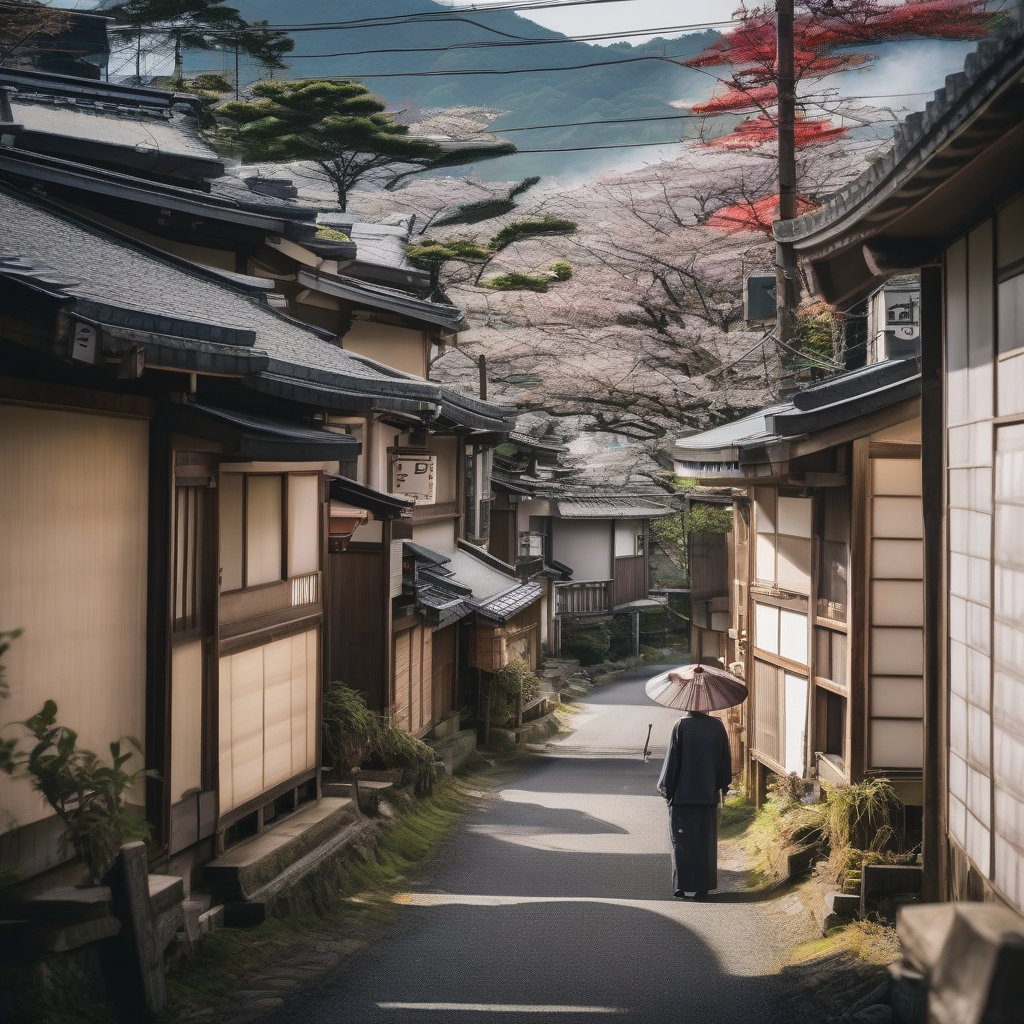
265 666 815 1024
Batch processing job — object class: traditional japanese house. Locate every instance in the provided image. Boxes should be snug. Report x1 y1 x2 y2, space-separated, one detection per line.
674 358 923 811
488 431 675 653
0 67 518 747
0 181 506 893
772 20 1024 910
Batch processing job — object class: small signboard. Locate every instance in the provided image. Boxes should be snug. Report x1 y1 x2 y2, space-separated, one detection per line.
69 321 98 364
389 452 436 505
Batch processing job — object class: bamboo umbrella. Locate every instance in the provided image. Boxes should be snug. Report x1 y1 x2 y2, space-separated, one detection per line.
645 663 748 712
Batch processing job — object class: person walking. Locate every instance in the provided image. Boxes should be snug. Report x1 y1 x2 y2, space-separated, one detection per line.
650 664 742 900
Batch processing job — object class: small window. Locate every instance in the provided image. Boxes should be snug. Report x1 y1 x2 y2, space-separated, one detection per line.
220 473 320 592
173 484 207 634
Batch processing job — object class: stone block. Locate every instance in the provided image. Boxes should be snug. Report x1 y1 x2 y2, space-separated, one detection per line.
428 730 478 776
897 904 957 975
928 904 1024 1024
826 890 861 919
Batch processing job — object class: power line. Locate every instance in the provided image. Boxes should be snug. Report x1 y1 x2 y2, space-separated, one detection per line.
253 0 661 30
295 53 688 78
287 21 737 58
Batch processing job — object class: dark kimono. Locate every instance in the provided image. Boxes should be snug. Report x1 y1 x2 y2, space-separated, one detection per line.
657 712 732 895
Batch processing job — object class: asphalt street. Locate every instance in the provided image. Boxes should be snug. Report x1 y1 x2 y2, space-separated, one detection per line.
263 665 811 1024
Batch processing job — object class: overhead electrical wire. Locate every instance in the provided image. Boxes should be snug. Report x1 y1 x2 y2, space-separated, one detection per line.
288 21 738 58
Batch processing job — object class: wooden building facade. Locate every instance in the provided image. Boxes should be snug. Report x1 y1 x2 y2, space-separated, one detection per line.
675 359 924 807
776 22 1024 909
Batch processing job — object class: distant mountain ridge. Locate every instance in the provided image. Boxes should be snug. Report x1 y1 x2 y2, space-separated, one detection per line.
227 0 719 176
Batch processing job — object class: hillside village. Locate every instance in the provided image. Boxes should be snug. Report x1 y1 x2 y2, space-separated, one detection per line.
1 2 1024 1023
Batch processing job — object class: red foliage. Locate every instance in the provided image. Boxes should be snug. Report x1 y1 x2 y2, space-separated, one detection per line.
707 193 818 234
684 0 992 77
705 114 850 149
692 84 778 114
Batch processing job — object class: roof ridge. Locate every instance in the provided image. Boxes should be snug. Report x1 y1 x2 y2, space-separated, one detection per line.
776 21 1024 244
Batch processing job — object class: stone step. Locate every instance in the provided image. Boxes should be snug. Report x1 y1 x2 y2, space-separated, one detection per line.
205 797 360 906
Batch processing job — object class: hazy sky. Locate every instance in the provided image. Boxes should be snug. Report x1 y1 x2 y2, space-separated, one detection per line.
446 0 743 43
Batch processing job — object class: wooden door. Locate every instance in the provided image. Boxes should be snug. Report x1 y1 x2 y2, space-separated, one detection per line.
328 547 385 709
432 625 457 724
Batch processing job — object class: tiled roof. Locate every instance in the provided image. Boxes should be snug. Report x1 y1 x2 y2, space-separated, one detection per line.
674 358 921 468
553 496 674 519
776 21 1024 248
7 92 217 163
0 186 444 405
406 541 541 624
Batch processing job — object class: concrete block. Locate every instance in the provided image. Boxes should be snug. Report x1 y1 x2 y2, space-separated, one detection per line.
897 903 957 975
826 890 861 919
428 730 478 776
929 904 1024 1024
430 713 462 742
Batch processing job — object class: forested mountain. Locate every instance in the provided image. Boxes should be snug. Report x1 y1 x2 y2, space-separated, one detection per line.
227 0 719 176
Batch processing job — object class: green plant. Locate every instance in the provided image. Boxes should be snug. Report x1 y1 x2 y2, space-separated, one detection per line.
652 514 684 551
216 81 514 211
315 225 351 243
548 261 573 281
685 502 733 535
322 681 379 773
767 770 808 808
373 712 438 796
796 301 842 364
433 176 541 227
188 72 232 93
561 620 611 666
488 658 540 725
488 216 577 251
406 238 493 270
0 627 21 700
485 271 549 293
817 777 902 886
2 701 152 884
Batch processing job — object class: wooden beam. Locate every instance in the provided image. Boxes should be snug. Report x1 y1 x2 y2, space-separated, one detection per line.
919 264 946 902
848 437 870 782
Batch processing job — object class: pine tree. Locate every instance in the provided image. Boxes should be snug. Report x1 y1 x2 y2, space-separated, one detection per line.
217 80 515 212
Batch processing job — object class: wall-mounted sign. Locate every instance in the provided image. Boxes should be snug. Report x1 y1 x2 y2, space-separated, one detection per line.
69 321 98 364
389 452 436 505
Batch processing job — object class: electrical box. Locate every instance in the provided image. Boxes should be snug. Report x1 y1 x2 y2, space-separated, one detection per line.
744 275 777 322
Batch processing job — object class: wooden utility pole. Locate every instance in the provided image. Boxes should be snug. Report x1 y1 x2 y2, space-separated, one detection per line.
775 0 797 348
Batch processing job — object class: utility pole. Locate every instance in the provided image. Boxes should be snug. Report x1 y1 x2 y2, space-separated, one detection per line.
775 0 797 350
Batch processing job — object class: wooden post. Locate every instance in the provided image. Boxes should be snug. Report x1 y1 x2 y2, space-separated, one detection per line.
108 842 166 1015
920 265 946 902
775 0 797 350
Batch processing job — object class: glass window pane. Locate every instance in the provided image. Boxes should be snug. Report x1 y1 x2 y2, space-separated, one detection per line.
871 719 923 769
872 458 921 497
873 497 923 539
871 580 924 627
872 627 923 675
755 602 779 655
777 535 811 593
871 676 924 718
872 539 924 579
778 496 812 538
998 274 1024 356
779 609 808 665
287 474 320 578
